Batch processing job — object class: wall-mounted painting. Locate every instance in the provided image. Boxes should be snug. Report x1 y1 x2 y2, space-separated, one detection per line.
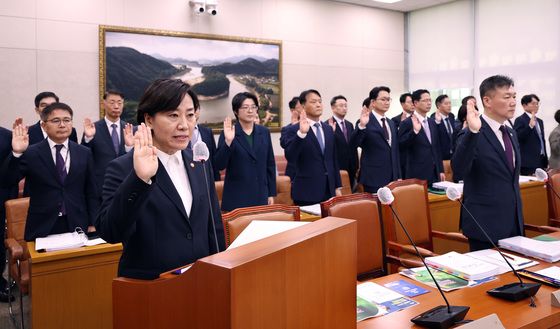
99 25 282 131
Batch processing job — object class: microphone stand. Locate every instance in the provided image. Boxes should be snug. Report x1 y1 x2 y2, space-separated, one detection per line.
197 156 220 253
386 204 469 328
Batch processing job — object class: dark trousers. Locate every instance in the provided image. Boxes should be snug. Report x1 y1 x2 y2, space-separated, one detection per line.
50 215 70 235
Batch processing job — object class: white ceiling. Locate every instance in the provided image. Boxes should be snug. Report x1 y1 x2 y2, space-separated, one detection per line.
332 0 457 12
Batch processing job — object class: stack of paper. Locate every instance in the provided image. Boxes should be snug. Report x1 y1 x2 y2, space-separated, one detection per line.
227 220 309 250
425 251 499 280
498 236 560 262
356 282 418 322
466 249 539 274
35 231 88 252
431 181 464 193
299 204 321 216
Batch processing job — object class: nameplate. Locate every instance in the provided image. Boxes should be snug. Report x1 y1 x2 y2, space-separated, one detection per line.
552 290 560 308
457 313 505 329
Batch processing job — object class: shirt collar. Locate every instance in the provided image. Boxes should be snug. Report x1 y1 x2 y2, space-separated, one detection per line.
156 149 184 167
439 112 449 120
104 117 120 129
414 111 428 122
307 118 321 126
47 137 69 149
481 113 503 133
371 110 386 122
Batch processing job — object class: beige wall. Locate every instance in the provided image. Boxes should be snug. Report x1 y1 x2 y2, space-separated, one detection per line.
0 0 405 153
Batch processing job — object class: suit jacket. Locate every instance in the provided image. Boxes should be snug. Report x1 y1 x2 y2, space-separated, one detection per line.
391 113 406 129
0 127 18 219
350 113 400 191
549 125 560 169
327 117 358 187
280 123 296 180
398 116 444 185
81 119 128 189
430 112 456 160
197 124 220 181
284 122 341 204
95 149 225 280
29 121 77 145
513 112 549 169
452 118 523 242
0 139 98 241
215 123 276 212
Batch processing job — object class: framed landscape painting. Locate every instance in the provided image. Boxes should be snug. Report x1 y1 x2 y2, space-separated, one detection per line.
99 25 283 131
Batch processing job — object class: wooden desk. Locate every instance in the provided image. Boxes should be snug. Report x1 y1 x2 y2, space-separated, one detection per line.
358 260 560 328
429 181 549 254
28 242 122 329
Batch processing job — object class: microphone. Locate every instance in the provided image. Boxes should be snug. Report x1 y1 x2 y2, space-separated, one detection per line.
378 187 469 329
446 187 540 304
192 141 220 252
535 168 560 201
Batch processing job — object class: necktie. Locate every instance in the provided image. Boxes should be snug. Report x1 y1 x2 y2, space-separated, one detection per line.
534 121 545 155
55 144 67 215
314 122 325 153
423 119 432 143
499 125 514 173
111 124 120 156
381 118 389 142
444 118 453 136
168 154 192 217
340 120 348 142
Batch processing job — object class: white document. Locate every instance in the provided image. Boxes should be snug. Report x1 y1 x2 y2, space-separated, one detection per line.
432 181 464 193
498 236 560 262
299 204 321 216
35 231 87 252
357 282 404 304
519 175 539 183
536 266 560 280
466 249 539 274
226 220 309 250
426 251 499 280
84 237 107 247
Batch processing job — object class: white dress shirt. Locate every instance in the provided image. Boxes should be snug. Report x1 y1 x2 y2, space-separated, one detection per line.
157 149 193 217
482 114 516 166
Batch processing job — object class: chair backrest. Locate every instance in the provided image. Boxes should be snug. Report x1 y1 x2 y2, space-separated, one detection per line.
443 160 453 182
339 170 352 195
321 193 385 279
221 204 300 247
214 181 224 206
274 155 287 176
547 169 560 220
5 197 29 243
274 175 293 205
382 179 433 250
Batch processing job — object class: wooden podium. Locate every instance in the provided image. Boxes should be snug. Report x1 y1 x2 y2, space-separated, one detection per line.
113 217 357 329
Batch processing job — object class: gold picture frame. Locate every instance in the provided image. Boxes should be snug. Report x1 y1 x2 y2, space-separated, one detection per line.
99 25 283 132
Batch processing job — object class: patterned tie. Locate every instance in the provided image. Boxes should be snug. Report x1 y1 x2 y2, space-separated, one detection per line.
111 124 120 156
381 118 389 142
340 120 348 142
55 144 67 215
499 125 514 173
314 122 325 153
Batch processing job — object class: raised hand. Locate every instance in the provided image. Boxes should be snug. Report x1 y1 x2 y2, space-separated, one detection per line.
123 123 134 147
359 106 370 128
327 118 336 132
411 115 422 134
12 118 29 153
83 118 96 139
466 103 481 133
434 111 442 124
223 117 235 146
133 123 158 183
298 110 310 134
290 109 300 124
529 113 537 128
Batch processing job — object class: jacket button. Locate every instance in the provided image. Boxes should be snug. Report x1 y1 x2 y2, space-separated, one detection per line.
186 233 192 240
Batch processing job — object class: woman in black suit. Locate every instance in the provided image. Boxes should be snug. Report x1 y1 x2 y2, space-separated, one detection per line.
215 92 276 212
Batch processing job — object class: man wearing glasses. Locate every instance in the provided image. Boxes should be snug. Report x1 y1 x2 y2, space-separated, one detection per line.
350 86 401 193
82 90 135 189
29 92 78 145
398 89 445 186
0 103 98 241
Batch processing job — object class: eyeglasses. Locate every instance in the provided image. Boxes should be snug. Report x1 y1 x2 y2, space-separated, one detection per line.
240 105 258 111
377 98 392 103
46 118 72 126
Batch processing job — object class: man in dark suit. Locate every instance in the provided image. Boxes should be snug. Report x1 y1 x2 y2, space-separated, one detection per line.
96 79 224 280
327 95 358 188
452 75 524 251
280 96 302 180
351 86 400 193
1 103 98 241
82 90 134 190
284 89 342 205
192 105 220 181
0 126 17 302
431 94 456 160
514 94 548 175
398 89 445 186
29 91 77 145
391 93 414 129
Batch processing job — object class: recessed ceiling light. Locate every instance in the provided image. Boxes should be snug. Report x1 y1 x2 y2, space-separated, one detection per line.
372 0 402 3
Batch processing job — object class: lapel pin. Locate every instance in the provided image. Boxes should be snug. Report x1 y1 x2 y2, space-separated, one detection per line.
190 163 195 168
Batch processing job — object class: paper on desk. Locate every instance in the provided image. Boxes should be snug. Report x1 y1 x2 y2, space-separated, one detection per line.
84 237 107 247
535 266 560 280
466 249 539 275
35 231 87 252
299 204 321 216
519 175 539 183
227 220 309 250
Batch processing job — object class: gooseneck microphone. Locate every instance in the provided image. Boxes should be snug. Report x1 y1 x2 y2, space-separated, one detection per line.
377 187 469 329
446 186 540 304
193 141 220 252
535 168 560 200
